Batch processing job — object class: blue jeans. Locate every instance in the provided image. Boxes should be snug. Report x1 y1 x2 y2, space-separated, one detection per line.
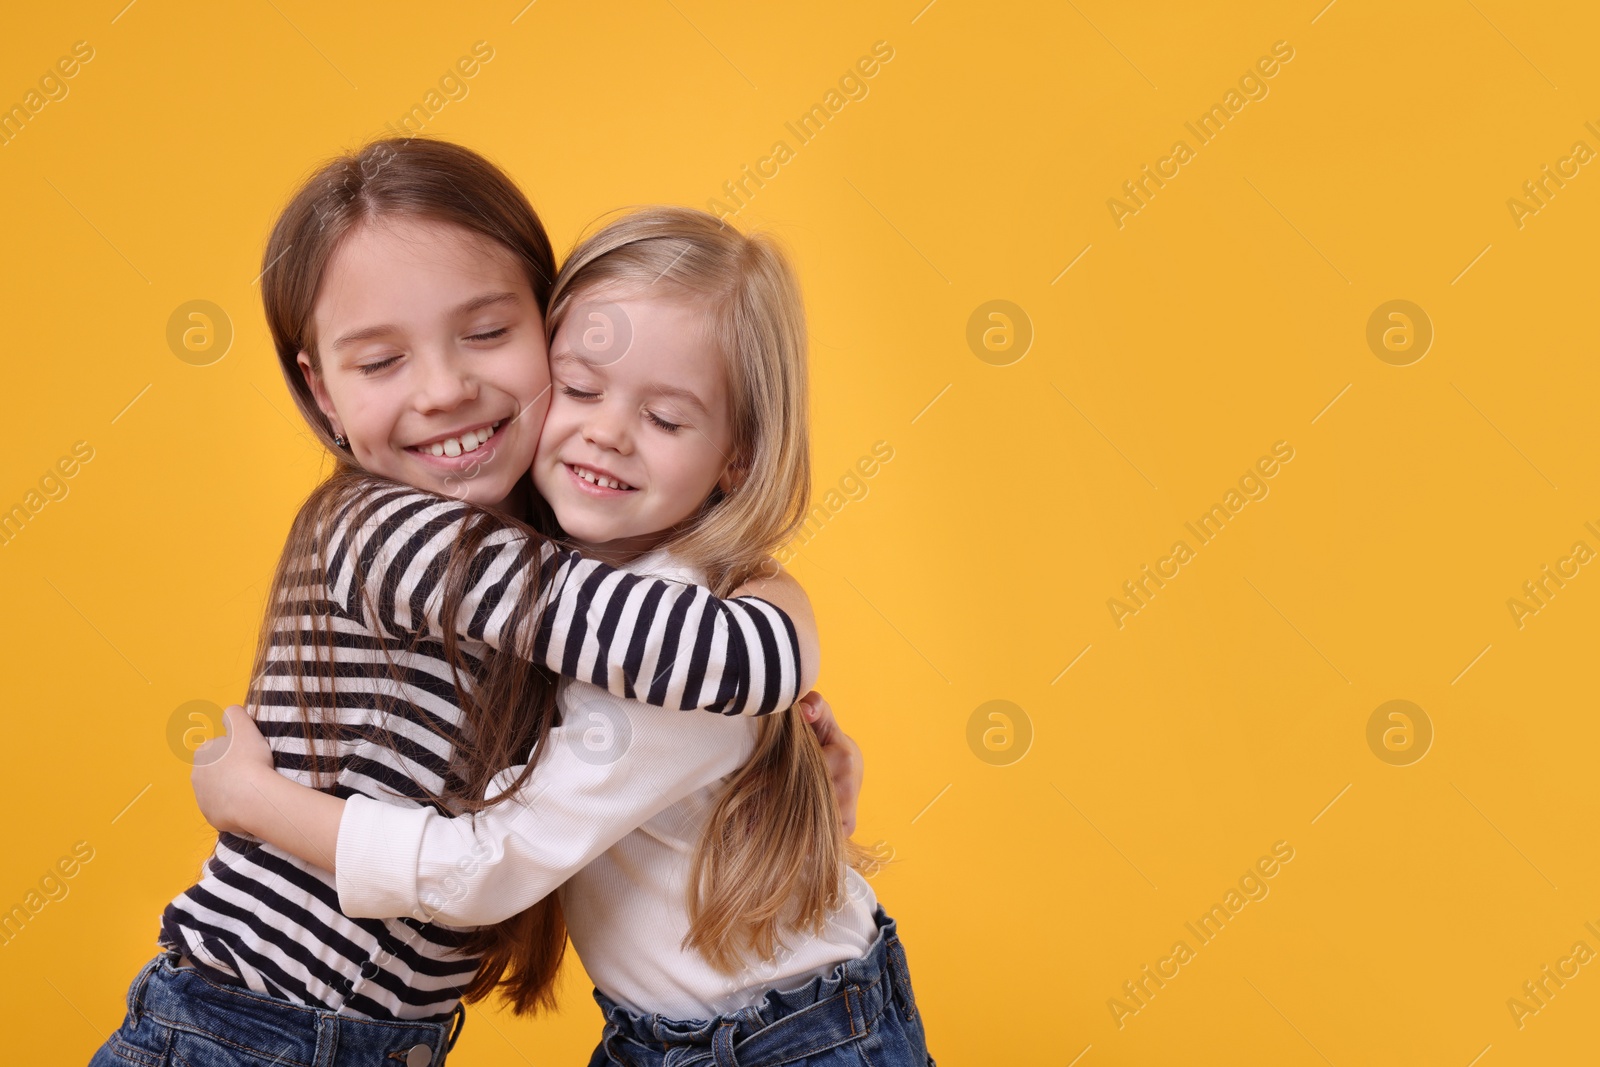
586 908 934 1067
86 950 466 1066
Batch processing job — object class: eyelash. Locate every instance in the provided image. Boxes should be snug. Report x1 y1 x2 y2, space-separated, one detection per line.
560 385 683 433
355 329 510 376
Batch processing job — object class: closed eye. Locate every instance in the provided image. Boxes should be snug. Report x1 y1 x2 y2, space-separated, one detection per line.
561 385 599 400
468 327 510 342
357 356 401 376
647 412 682 433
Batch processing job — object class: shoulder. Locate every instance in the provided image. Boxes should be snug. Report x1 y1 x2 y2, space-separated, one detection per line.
618 546 707 587
310 475 536 587
316 476 522 551
325 476 470 529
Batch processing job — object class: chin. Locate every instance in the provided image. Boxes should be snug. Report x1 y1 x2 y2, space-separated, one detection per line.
460 486 513 507
562 522 614 543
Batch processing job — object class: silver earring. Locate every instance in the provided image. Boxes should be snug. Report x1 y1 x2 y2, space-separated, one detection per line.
332 433 347 448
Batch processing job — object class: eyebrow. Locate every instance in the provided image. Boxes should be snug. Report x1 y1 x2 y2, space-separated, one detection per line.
551 349 711 417
329 291 521 352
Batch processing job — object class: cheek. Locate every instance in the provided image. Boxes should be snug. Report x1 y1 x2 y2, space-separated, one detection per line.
663 436 729 492
518 332 552 396
523 352 551 401
323 375 385 441
533 399 578 456
495 340 553 442
490 333 552 416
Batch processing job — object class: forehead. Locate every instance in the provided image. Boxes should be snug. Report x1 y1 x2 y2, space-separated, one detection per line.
317 217 529 317
551 294 725 399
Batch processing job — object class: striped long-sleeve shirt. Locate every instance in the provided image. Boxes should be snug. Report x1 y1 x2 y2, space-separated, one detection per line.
158 479 803 1020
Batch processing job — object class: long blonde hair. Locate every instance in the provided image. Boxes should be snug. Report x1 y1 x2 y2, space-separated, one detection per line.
547 206 864 970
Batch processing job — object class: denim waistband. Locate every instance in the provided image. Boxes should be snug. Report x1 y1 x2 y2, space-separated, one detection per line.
122 950 465 1067
591 907 918 1067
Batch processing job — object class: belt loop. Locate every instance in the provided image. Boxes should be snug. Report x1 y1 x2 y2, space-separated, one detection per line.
316 1010 339 1067
710 1020 740 1067
129 955 161 1026
445 1003 467 1053
886 936 917 1022
600 1027 633 1067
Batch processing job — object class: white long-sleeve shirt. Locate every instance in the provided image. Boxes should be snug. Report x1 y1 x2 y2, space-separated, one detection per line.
335 548 880 1018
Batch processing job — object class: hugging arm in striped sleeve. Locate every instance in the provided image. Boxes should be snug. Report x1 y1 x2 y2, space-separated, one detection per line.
324 482 816 715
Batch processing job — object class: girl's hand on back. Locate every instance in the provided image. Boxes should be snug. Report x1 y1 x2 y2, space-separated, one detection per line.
798 691 863 837
191 705 276 835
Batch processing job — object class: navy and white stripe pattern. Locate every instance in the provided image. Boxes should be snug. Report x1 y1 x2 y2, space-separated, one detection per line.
159 480 801 1020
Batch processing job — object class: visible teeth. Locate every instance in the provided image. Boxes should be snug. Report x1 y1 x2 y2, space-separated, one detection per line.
422 422 499 459
575 466 631 490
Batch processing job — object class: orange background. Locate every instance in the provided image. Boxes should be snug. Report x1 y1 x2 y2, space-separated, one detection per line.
3 1 1599 1063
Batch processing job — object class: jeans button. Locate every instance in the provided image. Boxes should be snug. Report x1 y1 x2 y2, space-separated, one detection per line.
405 1043 433 1067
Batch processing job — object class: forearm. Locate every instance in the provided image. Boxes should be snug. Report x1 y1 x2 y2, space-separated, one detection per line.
336 696 757 924
532 552 812 714
335 488 811 714
338 795 580 926
236 768 345 875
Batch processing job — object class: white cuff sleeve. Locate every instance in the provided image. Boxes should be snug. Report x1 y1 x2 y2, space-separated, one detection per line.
335 794 432 921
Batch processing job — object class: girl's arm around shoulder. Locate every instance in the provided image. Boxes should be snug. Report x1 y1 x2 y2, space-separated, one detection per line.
323 481 812 714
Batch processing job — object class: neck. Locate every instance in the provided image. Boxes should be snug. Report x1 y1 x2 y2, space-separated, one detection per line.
490 477 534 520
570 529 674 568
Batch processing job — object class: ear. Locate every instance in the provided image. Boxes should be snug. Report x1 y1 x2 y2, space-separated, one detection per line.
716 452 749 495
296 351 345 439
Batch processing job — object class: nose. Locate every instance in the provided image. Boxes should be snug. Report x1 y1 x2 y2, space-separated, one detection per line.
414 348 479 413
581 398 633 455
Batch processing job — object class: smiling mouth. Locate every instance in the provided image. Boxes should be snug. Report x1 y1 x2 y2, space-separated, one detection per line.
409 420 504 458
568 464 637 491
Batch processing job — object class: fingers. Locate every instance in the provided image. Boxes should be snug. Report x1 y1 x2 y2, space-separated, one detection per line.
799 691 837 745
818 739 848 788
797 691 860 836
820 737 861 837
194 707 239 768
193 705 264 770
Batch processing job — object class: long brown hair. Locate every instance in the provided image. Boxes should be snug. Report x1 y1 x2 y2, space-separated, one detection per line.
547 206 867 972
256 137 565 1015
